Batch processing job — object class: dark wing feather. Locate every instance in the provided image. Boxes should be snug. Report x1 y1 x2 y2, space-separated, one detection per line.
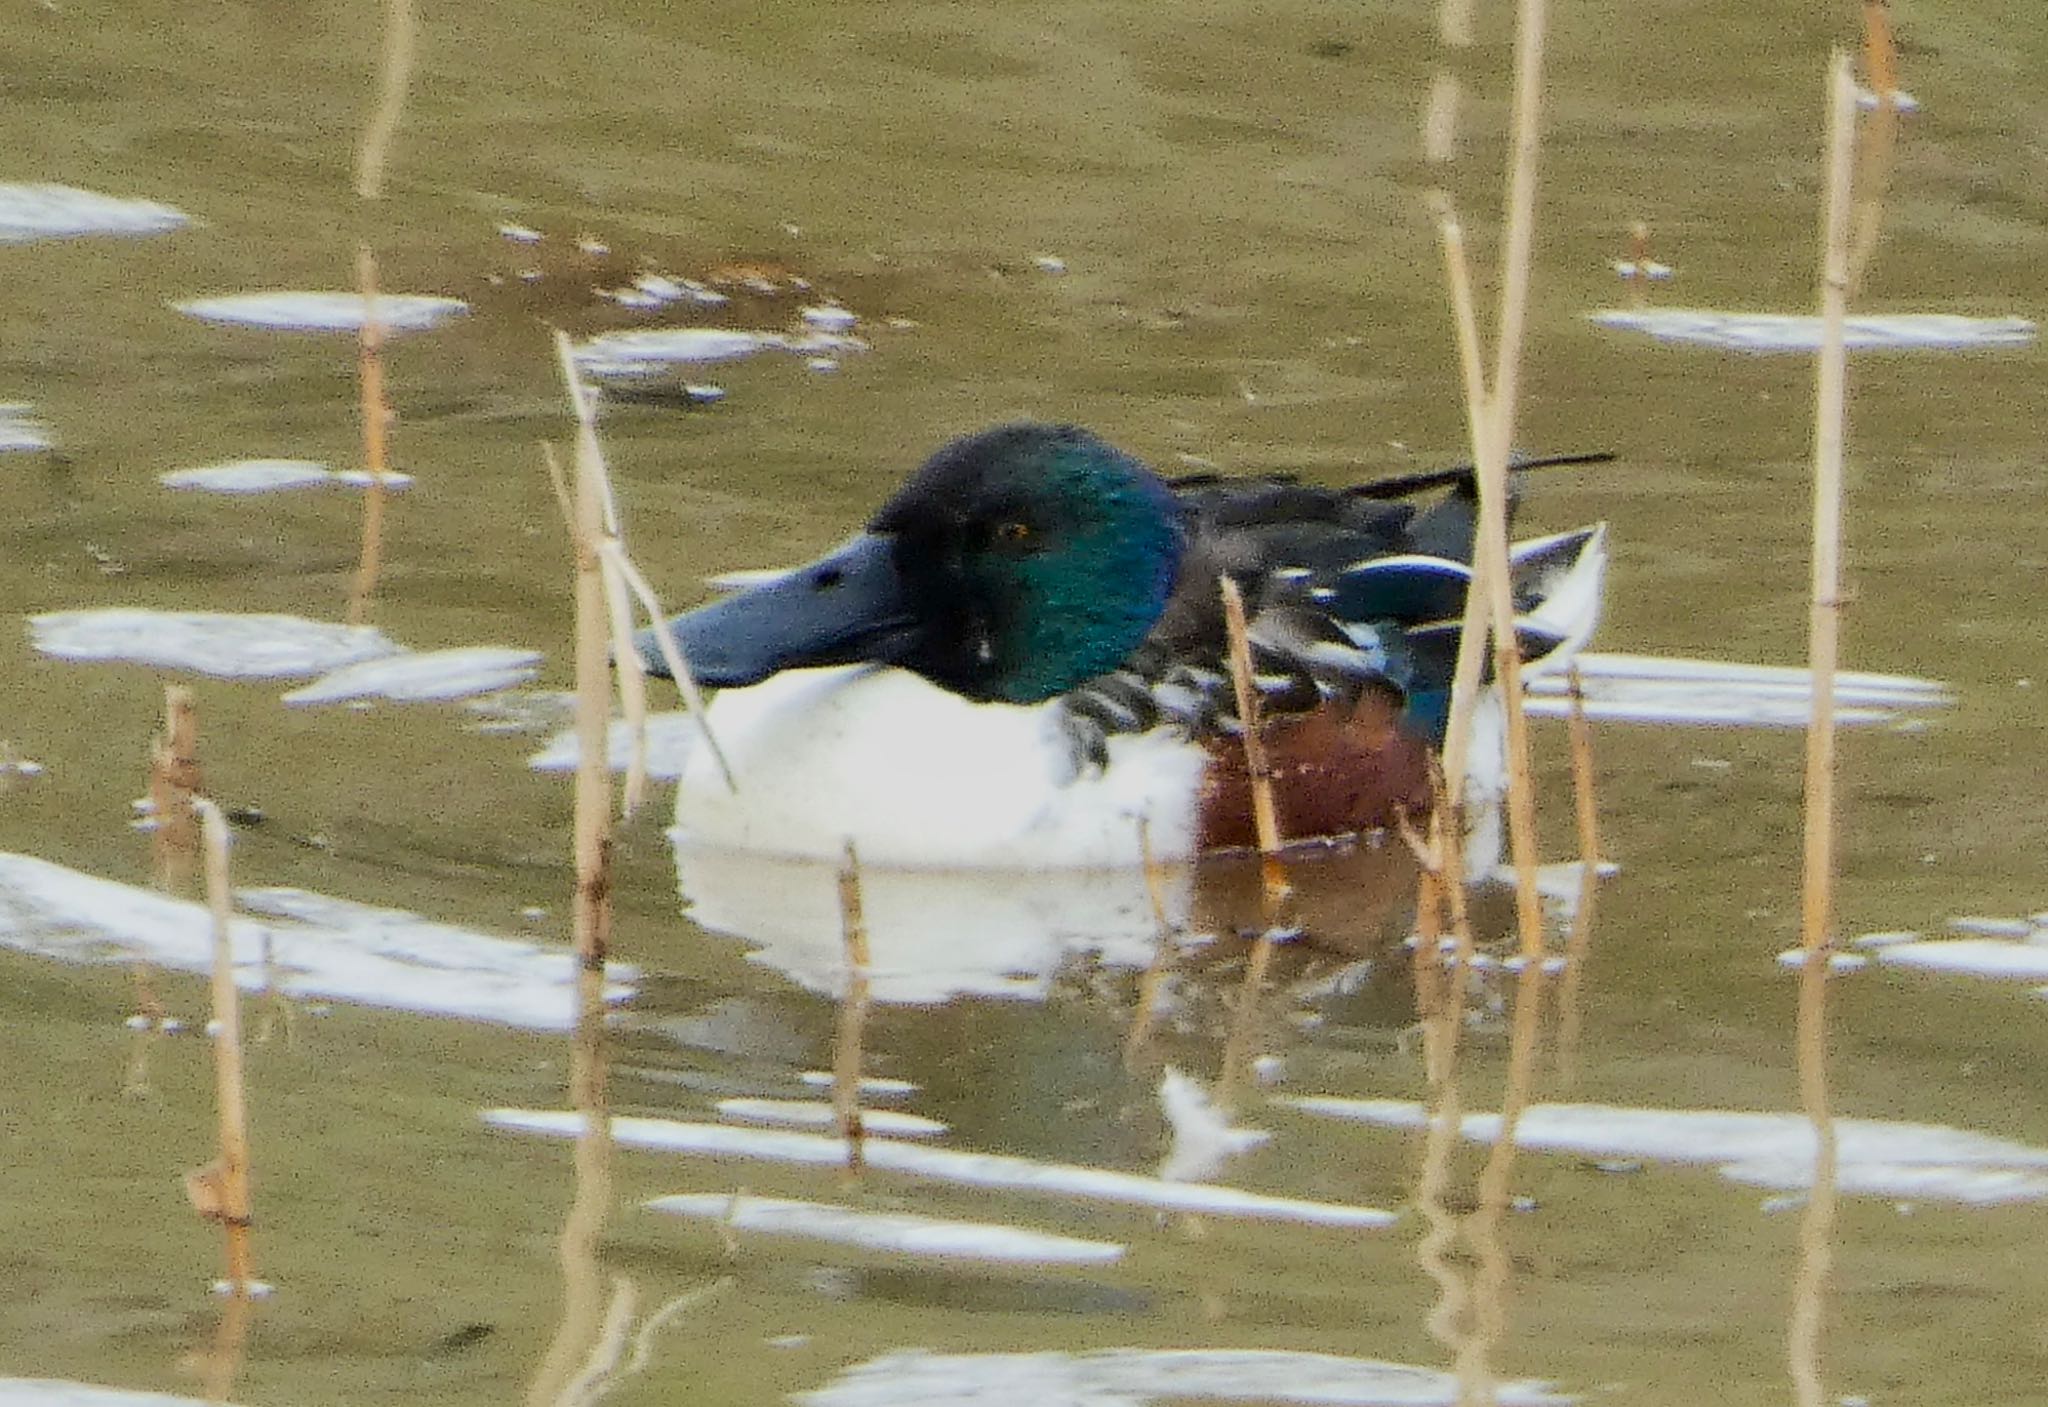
1058 452 1606 757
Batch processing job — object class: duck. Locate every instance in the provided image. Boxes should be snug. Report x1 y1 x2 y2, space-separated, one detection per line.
638 422 1607 870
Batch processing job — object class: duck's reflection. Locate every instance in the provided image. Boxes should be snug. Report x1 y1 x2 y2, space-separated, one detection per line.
672 833 1425 1007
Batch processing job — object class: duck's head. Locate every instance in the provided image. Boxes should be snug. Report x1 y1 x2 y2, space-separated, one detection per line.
642 423 1187 704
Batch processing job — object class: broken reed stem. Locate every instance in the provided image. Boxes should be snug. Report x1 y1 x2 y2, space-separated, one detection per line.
1790 52 1857 1407
1555 665 1603 1090
1122 818 1179 1071
346 243 392 628
194 798 256 1292
833 841 872 1175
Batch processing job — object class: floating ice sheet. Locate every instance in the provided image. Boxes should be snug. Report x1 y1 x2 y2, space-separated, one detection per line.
0 856 635 1030
530 711 700 778
160 459 415 494
484 1111 1395 1227
1522 651 1950 728
799 1349 1573 1407
1589 308 2035 353
283 646 542 706
0 1382 244 1407
715 1098 949 1139
1879 937 2048 982
798 1071 919 1099
172 291 468 334
30 610 401 678
571 328 868 381
1158 1068 1269 1183
646 1194 1122 1265
0 403 52 451
0 183 189 243
1284 1099 2048 1206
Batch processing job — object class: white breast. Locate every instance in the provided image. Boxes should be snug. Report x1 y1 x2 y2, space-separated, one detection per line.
672 665 1209 869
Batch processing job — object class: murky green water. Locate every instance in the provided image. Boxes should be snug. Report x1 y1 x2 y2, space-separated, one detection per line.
3 1 2046 1403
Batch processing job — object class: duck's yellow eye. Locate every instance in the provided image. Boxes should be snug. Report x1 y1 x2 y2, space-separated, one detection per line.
997 521 1033 544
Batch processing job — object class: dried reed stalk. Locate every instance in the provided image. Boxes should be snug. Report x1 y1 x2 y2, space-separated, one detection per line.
1846 0 1901 294
546 335 734 803
1554 666 1603 1089
345 244 392 628
149 684 203 890
1216 576 1289 1108
1425 0 1552 966
567 423 615 970
1789 52 1857 1407
184 798 255 1292
833 841 872 1175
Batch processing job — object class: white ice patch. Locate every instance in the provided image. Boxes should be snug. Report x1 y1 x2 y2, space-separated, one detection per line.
0 403 53 451
798 1071 919 1099
1522 651 1950 729
0 1383 245 1407
715 1097 948 1139
484 1111 1396 1227
1158 1068 1270 1183
530 711 702 779
0 856 634 1030
571 328 868 381
646 1194 1121 1265
172 291 468 334
160 458 335 493
159 459 416 494
283 646 542 706
1589 308 2035 353
0 183 189 242
798 1349 1573 1407
30 609 401 678
1284 1099 2048 1206
1879 937 2048 982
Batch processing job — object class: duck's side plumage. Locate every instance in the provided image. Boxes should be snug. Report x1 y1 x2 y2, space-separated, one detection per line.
644 423 1608 867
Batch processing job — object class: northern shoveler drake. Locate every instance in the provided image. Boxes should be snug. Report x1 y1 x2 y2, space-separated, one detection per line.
639 423 1606 869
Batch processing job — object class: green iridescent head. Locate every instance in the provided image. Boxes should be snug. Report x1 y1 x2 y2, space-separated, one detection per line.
643 424 1188 704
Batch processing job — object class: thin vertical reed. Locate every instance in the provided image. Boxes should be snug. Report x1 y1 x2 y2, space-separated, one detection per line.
1555 666 1604 1090
193 798 255 1291
346 244 391 627
529 335 622 1407
1789 52 1857 1407
834 841 872 1175
1845 0 1901 294
1217 576 1289 1108
345 0 413 624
